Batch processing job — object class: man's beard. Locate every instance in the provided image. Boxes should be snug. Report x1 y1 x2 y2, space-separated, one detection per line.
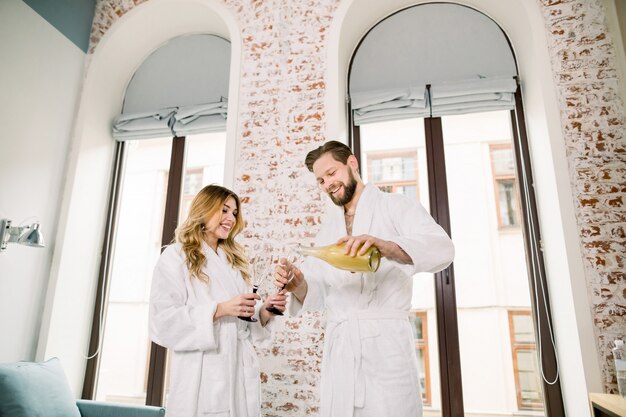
328 169 358 206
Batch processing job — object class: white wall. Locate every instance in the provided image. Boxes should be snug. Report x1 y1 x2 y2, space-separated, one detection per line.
0 0 85 362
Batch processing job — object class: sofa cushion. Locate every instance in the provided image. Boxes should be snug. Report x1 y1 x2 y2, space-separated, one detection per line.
0 357 81 417
76 400 166 417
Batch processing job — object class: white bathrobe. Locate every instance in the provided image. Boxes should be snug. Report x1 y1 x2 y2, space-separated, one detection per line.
150 242 272 417
290 183 454 417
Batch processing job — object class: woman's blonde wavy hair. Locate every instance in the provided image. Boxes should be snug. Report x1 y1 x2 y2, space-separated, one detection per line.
175 184 250 285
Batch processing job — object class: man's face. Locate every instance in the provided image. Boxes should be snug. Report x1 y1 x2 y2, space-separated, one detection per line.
312 153 358 206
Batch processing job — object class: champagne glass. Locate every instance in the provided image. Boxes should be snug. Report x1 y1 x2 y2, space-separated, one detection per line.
238 253 272 322
266 245 298 316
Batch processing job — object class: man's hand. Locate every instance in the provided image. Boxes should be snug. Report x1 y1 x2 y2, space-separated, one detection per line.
338 234 380 257
214 293 260 320
336 234 413 265
274 258 307 302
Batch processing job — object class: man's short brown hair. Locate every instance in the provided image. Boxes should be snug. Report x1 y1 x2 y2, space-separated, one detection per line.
304 141 354 172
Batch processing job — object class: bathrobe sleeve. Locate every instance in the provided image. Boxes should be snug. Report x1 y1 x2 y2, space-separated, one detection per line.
384 192 455 276
149 244 221 352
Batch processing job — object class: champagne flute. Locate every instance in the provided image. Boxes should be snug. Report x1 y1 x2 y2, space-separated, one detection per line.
266 245 298 316
238 253 272 322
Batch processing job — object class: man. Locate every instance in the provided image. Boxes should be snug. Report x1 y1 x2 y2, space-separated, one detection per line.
275 140 454 417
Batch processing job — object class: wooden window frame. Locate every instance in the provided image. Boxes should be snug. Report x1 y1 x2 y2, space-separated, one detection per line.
411 310 432 406
508 310 544 411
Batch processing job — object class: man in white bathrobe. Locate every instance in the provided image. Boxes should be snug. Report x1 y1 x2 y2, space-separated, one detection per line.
275 141 455 417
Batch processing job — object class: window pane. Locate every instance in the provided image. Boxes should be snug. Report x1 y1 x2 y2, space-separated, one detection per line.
512 314 536 344
382 157 403 180
371 159 382 181
164 131 227 404
360 118 436 414
365 145 419 200
491 147 515 175
415 346 429 405
94 137 173 404
516 350 544 407
497 179 519 227
95 132 228 406
441 111 545 415
179 131 227 221
410 314 424 340
397 185 417 200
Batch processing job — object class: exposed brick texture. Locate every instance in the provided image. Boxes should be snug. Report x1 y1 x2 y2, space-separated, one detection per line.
88 0 626 411
537 0 626 394
218 1 338 413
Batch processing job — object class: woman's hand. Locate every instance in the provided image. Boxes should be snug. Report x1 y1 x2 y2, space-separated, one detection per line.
214 293 260 320
259 292 287 325
274 258 307 302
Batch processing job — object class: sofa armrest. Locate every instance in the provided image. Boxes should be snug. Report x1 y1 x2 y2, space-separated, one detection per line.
76 399 165 417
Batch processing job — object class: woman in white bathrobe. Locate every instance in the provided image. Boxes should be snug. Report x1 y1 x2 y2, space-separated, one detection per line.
150 185 286 417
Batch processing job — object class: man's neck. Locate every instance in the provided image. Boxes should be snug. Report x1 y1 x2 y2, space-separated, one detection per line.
343 181 365 215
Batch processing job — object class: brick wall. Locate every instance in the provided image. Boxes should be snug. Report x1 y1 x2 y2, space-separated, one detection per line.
219 1 339 414
537 0 626 394
88 0 626 411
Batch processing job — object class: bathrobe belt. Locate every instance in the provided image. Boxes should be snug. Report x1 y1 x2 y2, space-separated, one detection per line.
322 309 409 417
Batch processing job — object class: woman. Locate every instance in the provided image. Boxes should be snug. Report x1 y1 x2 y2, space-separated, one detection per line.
149 185 285 417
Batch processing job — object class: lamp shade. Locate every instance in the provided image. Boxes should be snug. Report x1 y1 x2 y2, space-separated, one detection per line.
18 223 45 248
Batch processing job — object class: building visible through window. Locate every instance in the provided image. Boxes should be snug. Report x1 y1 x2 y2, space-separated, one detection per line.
367 150 418 200
410 310 431 406
181 168 204 217
490 144 520 228
508 310 544 410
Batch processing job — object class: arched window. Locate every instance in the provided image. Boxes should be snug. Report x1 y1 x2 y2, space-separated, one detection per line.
349 4 564 416
83 33 232 406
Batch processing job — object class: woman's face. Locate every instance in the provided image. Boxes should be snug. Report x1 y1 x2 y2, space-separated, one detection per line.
203 196 238 249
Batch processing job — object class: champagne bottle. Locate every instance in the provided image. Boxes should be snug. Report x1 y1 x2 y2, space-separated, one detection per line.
297 243 381 272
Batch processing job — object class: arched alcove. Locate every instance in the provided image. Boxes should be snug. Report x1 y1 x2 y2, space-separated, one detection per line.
37 0 242 394
324 1 602 415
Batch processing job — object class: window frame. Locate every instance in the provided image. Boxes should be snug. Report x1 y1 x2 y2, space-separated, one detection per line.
349 91 566 417
82 137 186 406
508 309 544 411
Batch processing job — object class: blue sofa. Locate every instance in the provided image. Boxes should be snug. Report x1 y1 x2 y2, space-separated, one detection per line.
76 399 165 417
0 358 165 417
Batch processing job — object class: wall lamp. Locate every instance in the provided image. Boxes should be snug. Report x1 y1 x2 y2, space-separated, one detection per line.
0 219 45 252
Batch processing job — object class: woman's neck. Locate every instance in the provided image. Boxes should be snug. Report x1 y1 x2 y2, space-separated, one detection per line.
204 237 219 253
